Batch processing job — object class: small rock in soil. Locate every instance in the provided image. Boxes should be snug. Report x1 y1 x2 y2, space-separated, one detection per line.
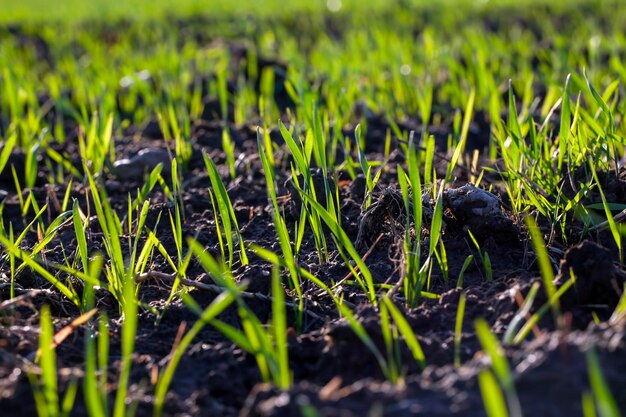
112 148 172 180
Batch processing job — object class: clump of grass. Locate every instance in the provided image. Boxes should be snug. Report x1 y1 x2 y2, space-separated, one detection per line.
0 208 80 307
396 136 424 307
188 239 291 389
257 128 305 323
204 151 248 268
28 305 79 417
4 4 626 417
279 120 332 263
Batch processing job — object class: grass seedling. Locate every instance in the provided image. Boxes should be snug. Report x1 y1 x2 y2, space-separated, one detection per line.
270 264 291 388
28 305 79 417
157 102 192 170
355 124 383 210
422 134 436 187
257 129 304 323
524 216 559 321
77 112 114 177
588 159 622 263
85 170 127 303
222 127 236 179
397 136 424 306
582 392 598 417
423 184 445 290
381 296 426 371
72 199 92 309
279 120 331 263
0 216 80 306
478 369 510 417
217 58 229 122
0 131 17 173
11 166 26 217
141 198 195 321
456 254 474 288
96 313 109 411
445 89 475 182
609 284 626 324
475 319 522 417
113 270 139 417
557 74 572 173
294 184 377 305
24 138 41 190
286 167 329 262
82 256 109 417
188 239 291 388
454 292 466 367
433 238 449 283
379 298 401 383
511 274 576 345
84 311 110 417
502 282 540 345
467 230 492 281
204 152 248 268
85 169 161 312
6 222 15 299
585 348 621 417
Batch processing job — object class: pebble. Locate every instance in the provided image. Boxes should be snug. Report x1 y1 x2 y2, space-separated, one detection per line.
112 148 172 180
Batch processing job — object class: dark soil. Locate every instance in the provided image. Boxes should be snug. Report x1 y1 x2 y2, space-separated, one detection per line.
2 42 626 417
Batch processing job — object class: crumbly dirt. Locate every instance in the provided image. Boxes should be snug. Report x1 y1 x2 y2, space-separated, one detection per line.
1 44 626 417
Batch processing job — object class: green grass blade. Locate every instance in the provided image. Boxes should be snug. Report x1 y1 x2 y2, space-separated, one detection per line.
586 349 621 417
524 216 558 309
381 296 426 369
38 305 59 417
454 292 466 367
0 234 80 306
272 265 290 388
478 369 509 417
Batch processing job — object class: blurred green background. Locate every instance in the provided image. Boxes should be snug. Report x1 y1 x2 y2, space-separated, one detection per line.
0 0 611 23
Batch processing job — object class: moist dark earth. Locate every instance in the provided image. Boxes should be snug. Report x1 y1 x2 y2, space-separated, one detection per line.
2 25 626 417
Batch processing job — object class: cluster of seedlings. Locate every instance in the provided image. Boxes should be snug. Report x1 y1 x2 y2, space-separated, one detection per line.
1 2 626 417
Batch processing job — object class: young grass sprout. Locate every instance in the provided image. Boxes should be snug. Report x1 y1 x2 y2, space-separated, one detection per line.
3 5 626 417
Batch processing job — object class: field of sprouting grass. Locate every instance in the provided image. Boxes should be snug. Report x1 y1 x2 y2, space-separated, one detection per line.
1 0 626 416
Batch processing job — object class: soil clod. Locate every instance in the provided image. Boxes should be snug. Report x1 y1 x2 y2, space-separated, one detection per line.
443 184 518 243
356 187 406 250
556 240 626 311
